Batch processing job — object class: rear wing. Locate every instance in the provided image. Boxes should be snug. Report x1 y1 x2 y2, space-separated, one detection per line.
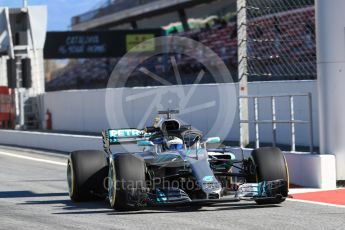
102 129 152 151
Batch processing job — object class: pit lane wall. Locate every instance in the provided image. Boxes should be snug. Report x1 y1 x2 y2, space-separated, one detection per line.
41 80 320 147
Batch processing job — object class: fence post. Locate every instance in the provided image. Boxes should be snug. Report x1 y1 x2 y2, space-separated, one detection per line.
308 92 314 153
290 96 296 152
254 97 259 148
237 0 249 148
271 96 277 147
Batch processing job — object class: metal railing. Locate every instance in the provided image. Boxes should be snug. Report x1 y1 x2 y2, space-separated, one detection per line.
239 93 314 153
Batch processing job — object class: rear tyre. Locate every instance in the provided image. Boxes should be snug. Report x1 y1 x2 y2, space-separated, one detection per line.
250 147 289 205
67 150 108 202
108 154 146 211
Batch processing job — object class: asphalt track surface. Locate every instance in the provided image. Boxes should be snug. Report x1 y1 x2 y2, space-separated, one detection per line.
0 145 344 230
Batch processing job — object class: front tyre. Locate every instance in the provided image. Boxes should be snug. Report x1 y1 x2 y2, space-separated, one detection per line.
250 147 289 205
108 154 146 211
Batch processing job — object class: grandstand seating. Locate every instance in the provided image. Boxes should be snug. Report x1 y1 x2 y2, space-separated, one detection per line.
46 7 316 91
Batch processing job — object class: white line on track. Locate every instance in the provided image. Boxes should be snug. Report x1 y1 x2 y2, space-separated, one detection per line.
287 198 345 208
0 151 67 166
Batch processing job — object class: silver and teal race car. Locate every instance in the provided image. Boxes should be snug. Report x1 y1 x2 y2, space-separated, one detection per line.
67 110 289 211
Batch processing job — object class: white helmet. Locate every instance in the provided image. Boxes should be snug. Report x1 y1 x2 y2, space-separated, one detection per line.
166 137 183 150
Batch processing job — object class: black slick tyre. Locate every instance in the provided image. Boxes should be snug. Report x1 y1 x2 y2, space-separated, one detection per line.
250 147 289 204
67 150 108 202
108 154 146 211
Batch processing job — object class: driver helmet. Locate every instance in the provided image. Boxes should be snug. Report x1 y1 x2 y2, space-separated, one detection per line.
166 137 183 150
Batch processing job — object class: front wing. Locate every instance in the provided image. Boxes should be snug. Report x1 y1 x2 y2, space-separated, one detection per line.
126 179 288 208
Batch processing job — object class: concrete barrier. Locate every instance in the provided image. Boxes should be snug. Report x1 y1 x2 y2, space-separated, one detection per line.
0 130 336 189
0 129 102 152
0 130 142 153
284 152 336 189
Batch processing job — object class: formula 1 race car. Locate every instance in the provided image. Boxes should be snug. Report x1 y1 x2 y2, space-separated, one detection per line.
67 110 289 211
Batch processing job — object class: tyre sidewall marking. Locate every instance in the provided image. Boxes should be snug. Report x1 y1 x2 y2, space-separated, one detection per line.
109 160 117 207
67 159 75 198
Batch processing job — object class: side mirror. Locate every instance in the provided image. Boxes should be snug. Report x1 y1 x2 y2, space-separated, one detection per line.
205 137 221 144
137 140 154 147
